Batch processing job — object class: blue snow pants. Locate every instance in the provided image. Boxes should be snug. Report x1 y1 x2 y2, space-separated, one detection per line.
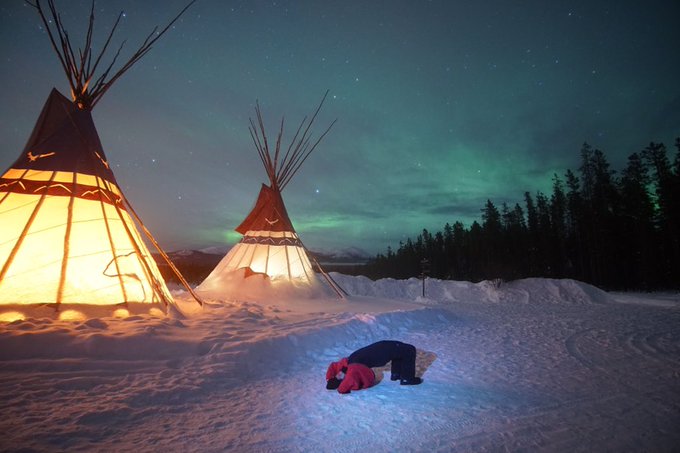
347 340 417 380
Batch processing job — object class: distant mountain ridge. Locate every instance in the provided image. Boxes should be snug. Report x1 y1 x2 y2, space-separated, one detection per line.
190 246 372 264
310 246 371 264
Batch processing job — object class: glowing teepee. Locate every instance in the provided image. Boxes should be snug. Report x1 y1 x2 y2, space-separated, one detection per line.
0 0 199 306
198 92 345 296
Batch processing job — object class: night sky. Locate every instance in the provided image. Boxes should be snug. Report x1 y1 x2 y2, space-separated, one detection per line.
1 1 679 255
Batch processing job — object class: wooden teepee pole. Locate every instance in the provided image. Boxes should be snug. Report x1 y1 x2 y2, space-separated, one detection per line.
122 199 204 306
304 246 347 299
27 0 197 110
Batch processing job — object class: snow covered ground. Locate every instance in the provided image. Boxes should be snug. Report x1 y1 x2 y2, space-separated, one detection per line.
0 275 678 452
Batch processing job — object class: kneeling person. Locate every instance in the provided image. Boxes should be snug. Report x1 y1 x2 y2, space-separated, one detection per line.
326 340 423 394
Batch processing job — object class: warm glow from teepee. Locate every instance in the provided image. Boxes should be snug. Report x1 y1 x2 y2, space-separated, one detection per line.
247 243 313 281
199 230 317 288
149 307 165 317
113 308 130 318
0 311 25 323
0 185 171 305
58 309 86 322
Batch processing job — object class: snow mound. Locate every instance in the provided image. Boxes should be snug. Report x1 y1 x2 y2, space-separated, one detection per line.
498 278 614 305
197 268 335 302
332 274 615 305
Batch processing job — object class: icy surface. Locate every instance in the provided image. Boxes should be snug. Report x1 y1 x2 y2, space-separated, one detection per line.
0 276 678 452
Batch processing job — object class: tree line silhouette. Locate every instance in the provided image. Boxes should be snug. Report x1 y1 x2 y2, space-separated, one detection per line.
365 139 680 290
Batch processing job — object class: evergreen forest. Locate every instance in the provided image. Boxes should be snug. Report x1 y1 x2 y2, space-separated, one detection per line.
365 139 680 290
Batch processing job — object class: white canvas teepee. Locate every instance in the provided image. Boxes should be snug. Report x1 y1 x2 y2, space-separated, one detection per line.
208 184 317 284
198 93 345 297
0 0 199 306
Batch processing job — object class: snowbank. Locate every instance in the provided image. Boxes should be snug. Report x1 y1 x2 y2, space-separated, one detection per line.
332 274 615 305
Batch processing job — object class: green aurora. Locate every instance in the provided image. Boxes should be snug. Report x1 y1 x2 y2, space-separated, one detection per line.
1 1 678 254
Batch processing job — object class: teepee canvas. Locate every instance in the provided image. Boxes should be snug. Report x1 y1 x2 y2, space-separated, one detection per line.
0 0 198 306
198 93 345 296
207 183 315 284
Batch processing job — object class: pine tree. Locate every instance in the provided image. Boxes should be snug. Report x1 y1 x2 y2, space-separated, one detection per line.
451 221 468 280
565 169 588 281
619 152 657 288
550 174 568 276
642 142 679 286
536 191 553 276
481 199 503 278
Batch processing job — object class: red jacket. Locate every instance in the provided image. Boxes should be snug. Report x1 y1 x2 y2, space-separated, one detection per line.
326 358 376 394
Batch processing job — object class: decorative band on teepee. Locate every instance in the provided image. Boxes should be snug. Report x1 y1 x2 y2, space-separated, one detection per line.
0 174 124 208
241 234 304 247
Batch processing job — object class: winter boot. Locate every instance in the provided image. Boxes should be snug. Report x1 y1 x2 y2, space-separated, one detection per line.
400 377 423 386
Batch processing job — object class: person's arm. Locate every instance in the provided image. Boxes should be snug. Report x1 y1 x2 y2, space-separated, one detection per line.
337 366 357 394
337 376 353 394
